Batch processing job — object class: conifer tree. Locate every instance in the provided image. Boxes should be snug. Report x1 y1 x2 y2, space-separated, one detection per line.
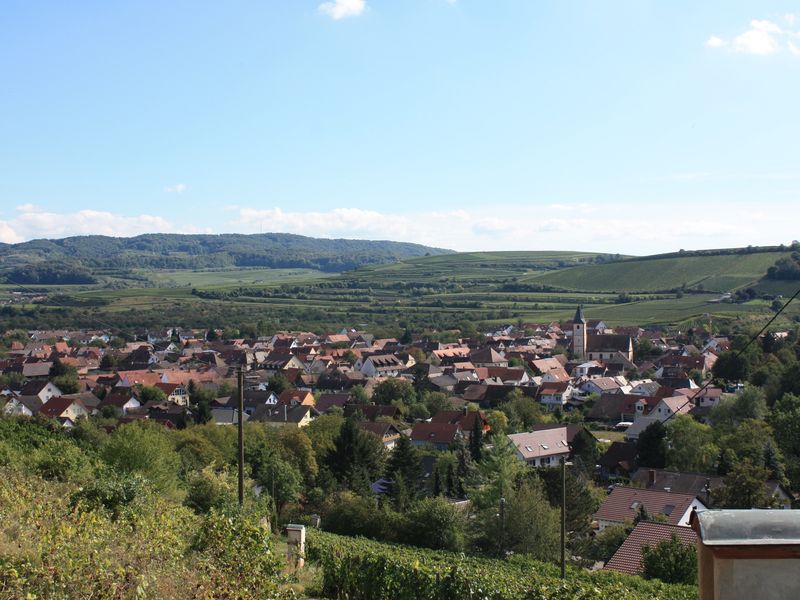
469 415 483 462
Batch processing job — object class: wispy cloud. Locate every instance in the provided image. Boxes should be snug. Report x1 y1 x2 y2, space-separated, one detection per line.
318 0 366 20
709 18 800 56
0 205 207 243
164 183 188 194
227 203 799 254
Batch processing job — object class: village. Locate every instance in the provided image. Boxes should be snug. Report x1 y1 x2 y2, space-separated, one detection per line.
2 304 797 586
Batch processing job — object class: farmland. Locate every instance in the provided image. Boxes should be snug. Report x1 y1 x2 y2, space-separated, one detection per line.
525 251 791 293
2 247 798 334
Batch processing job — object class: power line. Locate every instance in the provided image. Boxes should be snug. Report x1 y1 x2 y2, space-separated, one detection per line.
660 284 800 425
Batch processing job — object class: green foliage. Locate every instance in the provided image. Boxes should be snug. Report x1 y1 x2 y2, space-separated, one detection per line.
326 417 385 492
321 491 392 539
715 459 776 509
499 477 561 561
387 434 421 495
641 533 698 585
51 374 80 394
184 466 239 514
0 468 289 599
637 421 667 468
191 509 284 598
372 378 416 405
1 232 448 274
31 438 95 483
712 351 751 382
588 522 633 562
666 415 718 474
711 387 768 431
570 428 599 473
501 388 549 432
306 529 697 600
138 384 167 404
70 472 147 519
101 421 182 496
400 497 466 552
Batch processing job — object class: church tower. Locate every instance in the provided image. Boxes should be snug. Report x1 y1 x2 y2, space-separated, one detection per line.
573 305 587 360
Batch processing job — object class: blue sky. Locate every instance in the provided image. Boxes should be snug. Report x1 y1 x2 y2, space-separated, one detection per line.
1 0 799 253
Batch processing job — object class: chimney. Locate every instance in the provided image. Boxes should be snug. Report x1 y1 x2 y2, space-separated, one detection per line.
648 469 656 487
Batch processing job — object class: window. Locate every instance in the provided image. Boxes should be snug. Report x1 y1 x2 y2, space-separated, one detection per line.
663 504 675 516
541 444 549 449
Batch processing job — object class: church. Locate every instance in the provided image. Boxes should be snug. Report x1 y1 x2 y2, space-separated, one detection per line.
572 306 634 362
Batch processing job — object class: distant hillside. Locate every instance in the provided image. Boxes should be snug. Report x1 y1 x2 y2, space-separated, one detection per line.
0 233 453 281
525 248 795 293
349 250 623 284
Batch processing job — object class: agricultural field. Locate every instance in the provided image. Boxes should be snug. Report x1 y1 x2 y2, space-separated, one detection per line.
143 267 332 288
525 251 793 293
3 247 798 333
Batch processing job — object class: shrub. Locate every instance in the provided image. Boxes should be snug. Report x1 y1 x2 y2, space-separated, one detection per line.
184 466 239 515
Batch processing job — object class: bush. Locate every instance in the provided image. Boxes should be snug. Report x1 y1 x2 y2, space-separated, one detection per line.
400 497 466 551
641 533 698 585
101 421 182 496
192 509 284 598
71 471 147 519
30 438 94 482
184 466 239 514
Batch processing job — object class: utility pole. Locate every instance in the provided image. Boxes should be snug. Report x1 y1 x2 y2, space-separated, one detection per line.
561 457 566 578
237 366 245 507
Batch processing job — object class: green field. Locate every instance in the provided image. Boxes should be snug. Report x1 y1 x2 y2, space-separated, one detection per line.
144 267 332 288
525 251 792 293
3 247 798 333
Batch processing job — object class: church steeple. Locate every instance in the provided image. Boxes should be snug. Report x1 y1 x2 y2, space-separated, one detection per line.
574 305 587 324
573 305 587 360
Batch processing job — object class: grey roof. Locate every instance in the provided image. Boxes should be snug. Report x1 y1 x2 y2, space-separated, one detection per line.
695 510 800 546
574 305 586 324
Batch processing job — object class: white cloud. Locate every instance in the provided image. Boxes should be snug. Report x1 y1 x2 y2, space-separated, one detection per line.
711 18 800 56
751 19 782 34
165 183 188 194
318 0 366 20
0 205 202 243
735 20 781 55
227 202 799 254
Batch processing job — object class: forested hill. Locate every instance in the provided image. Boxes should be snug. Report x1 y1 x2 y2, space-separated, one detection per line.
0 233 453 279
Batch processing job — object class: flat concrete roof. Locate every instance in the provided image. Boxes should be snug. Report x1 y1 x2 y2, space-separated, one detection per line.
695 510 800 546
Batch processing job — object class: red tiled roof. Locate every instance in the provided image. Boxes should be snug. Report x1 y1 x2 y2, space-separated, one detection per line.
410 422 461 445
604 521 697 576
39 396 83 418
594 486 698 526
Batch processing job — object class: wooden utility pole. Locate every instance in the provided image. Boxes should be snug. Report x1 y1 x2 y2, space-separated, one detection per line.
560 457 566 578
237 367 244 506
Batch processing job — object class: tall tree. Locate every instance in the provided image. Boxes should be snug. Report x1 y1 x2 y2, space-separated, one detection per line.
637 421 667 468
326 417 385 491
386 435 420 494
569 428 599 473
715 460 774 509
666 415 718 474
469 415 483 462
